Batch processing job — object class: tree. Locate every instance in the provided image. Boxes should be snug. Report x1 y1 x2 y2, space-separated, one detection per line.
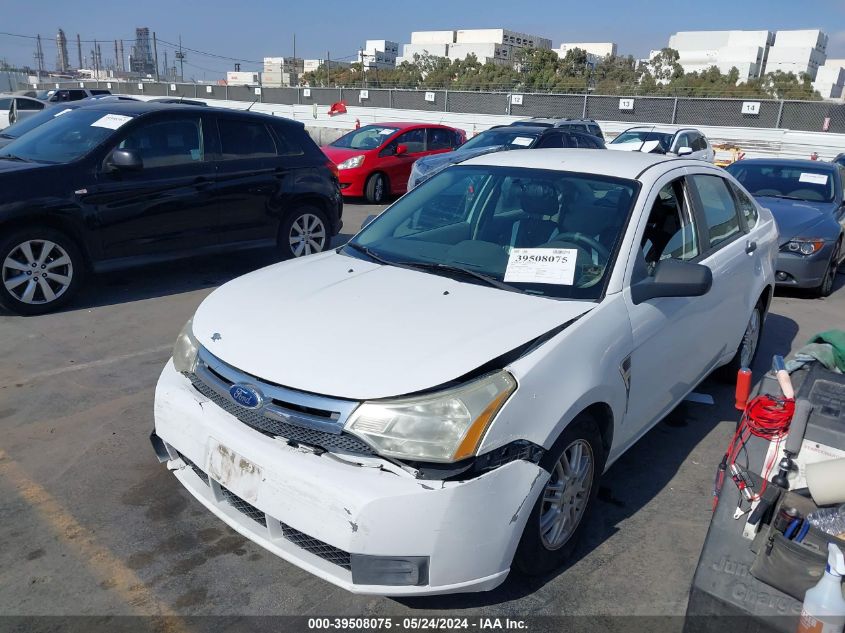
649 47 684 83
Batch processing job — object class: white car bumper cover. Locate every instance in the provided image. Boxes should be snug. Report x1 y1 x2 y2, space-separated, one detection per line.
153 360 547 596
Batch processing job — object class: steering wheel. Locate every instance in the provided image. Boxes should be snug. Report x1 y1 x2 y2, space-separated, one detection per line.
548 232 610 260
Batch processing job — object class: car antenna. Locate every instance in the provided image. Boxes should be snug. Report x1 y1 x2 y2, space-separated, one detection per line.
637 125 656 153
246 99 259 111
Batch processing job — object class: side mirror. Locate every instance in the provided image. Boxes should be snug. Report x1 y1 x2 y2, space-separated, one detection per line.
395 144 408 156
677 146 693 157
631 259 712 305
109 148 143 171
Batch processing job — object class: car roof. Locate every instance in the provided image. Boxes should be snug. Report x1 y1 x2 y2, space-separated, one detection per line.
62 100 300 125
369 122 452 129
486 125 547 134
730 158 837 170
460 147 696 179
622 125 700 134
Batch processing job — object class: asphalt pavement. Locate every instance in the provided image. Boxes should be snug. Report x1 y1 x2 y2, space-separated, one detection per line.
1 198 843 623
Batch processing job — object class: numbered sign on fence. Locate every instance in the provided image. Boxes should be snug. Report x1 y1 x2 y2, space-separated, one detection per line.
303 88 311 98
425 92 436 102
510 94 523 105
206 85 213 93
741 102 761 115
137 83 143 90
254 87 262 95
360 90 369 100
170 84 176 91
619 98 634 111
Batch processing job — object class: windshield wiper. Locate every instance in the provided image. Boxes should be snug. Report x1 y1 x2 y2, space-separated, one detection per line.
758 193 806 201
0 154 31 162
401 261 521 293
342 242 395 265
0 133 13 139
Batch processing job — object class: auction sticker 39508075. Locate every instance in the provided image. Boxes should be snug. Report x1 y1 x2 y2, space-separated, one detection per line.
504 248 578 285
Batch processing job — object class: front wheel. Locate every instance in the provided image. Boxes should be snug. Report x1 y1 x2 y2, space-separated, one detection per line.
278 207 330 259
716 302 764 382
813 241 840 298
0 227 85 316
364 173 387 204
513 415 605 575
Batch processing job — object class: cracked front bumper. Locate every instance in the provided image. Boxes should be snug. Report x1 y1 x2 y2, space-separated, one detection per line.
153 360 547 595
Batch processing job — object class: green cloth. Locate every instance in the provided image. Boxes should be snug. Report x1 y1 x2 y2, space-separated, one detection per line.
807 330 845 372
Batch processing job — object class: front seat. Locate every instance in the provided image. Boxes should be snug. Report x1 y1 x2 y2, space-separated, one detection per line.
508 182 560 249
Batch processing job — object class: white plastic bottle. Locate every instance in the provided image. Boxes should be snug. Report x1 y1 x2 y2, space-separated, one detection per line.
798 543 845 633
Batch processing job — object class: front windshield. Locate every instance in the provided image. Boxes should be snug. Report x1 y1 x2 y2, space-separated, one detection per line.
348 165 638 300
460 130 539 152
611 131 673 151
0 106 77 139
726 163 835 203
330 125 399 150
0 109 133 164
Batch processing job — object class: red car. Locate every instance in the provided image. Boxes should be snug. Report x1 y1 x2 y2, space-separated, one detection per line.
322 122 466 203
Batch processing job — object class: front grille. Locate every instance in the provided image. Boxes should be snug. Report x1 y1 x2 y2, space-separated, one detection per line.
187 373 375 456
281 522 352 570
219 485 268 527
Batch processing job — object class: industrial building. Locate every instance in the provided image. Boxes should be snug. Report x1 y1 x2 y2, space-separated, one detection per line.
303 59 352 74
226 71 260 86
262 57 303 87
765 29 827 79
666 29 828 82
556 42 617 59
395 28 552 66
359 40 399 70
813 58 845 99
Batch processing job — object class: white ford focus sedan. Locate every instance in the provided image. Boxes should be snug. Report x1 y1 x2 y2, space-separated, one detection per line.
152 149 777 596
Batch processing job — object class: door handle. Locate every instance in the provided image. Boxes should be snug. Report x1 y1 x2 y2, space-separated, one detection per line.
745 240 757 254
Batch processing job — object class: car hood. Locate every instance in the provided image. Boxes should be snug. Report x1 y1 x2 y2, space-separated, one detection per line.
192 252 593 400
416 145 507 173
0 158 46 173
756 196 837 244
321 145 373 163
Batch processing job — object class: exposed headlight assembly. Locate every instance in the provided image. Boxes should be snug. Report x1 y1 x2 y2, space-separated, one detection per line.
172 318 200 373
345 371 517 463
783 238 825 255
336 155 365 170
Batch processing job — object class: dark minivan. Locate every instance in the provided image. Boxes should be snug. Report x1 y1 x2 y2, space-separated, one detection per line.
0 102 342 315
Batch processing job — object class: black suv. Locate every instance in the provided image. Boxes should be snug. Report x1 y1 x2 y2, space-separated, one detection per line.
0 102 342 315
511 118 604 140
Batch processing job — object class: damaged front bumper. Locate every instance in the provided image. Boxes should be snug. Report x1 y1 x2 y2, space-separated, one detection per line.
153 360 548 596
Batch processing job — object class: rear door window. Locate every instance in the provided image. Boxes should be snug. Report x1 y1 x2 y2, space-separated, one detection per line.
689 174 742 250
427 127 456 150
218 118 277 159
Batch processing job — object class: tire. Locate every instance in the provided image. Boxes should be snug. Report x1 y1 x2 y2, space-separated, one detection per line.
364 173 388 204
715 300 764 382
278 206 330 260
513 414 606 576
0 227 85 316
812 241 840 298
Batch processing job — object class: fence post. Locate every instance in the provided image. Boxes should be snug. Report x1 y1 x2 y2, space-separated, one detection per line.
582 93 588 118
507 94 512 116
225 84 229 100
389 89 394 109
444 90 449 113
671 98 678 124
194 84 198 98
298 87 302 105
776 100 785 129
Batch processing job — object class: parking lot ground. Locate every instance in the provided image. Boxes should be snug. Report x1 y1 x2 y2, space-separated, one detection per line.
1 197 843 620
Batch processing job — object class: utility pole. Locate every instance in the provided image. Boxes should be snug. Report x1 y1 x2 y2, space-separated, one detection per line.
114 40 119 74
176 35 185 82
94 39 100 79
34 34 44 79
327 50 331 87
152 32 160 81
77 34 83 69
164 51 169 80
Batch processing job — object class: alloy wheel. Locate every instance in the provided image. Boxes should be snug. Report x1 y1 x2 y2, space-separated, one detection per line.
539 439 594 550
374 176 384 202
2 239 74 305
821 245 839 296
739 308 761 368
288 214 327 257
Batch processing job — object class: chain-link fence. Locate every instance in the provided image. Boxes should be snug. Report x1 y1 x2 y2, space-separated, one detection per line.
27 80 845 133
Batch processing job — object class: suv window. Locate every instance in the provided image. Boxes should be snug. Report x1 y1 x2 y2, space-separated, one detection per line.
0 97 11 110
427 127 456 151
692 134 707 152
588 124 604 140
16 98 44 111
728 182 758 228
218 118 276 159
118 117 204 168
69 90 87 101
641 179 699 275
675 133 691 151
535 132 573 149
690 174 741 249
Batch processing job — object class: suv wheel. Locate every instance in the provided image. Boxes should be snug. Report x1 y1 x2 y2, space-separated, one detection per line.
0 227 84 315
513 414 605 575
365 173 387 204
279 207 329 259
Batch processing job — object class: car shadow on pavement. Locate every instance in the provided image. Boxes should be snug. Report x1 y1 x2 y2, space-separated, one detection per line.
397 312 800 610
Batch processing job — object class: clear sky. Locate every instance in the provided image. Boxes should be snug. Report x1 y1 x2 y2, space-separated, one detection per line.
3 0 845 79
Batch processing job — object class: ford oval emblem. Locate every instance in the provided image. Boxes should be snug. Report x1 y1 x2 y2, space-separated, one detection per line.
229 384 263 409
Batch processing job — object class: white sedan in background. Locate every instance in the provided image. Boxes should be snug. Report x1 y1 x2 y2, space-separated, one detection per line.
152 149 776 595
609 125 715 162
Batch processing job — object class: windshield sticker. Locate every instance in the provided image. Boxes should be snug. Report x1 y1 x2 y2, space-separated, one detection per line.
798 172 828 185
53 108 73 118
510 136 533 147
504 248 578 285
90 114 133 130
378 128 395 135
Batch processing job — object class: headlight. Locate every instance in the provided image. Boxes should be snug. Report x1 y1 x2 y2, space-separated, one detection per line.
336 155 365 170
345 371 517 463
783 238 825 255
172 318 200 373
